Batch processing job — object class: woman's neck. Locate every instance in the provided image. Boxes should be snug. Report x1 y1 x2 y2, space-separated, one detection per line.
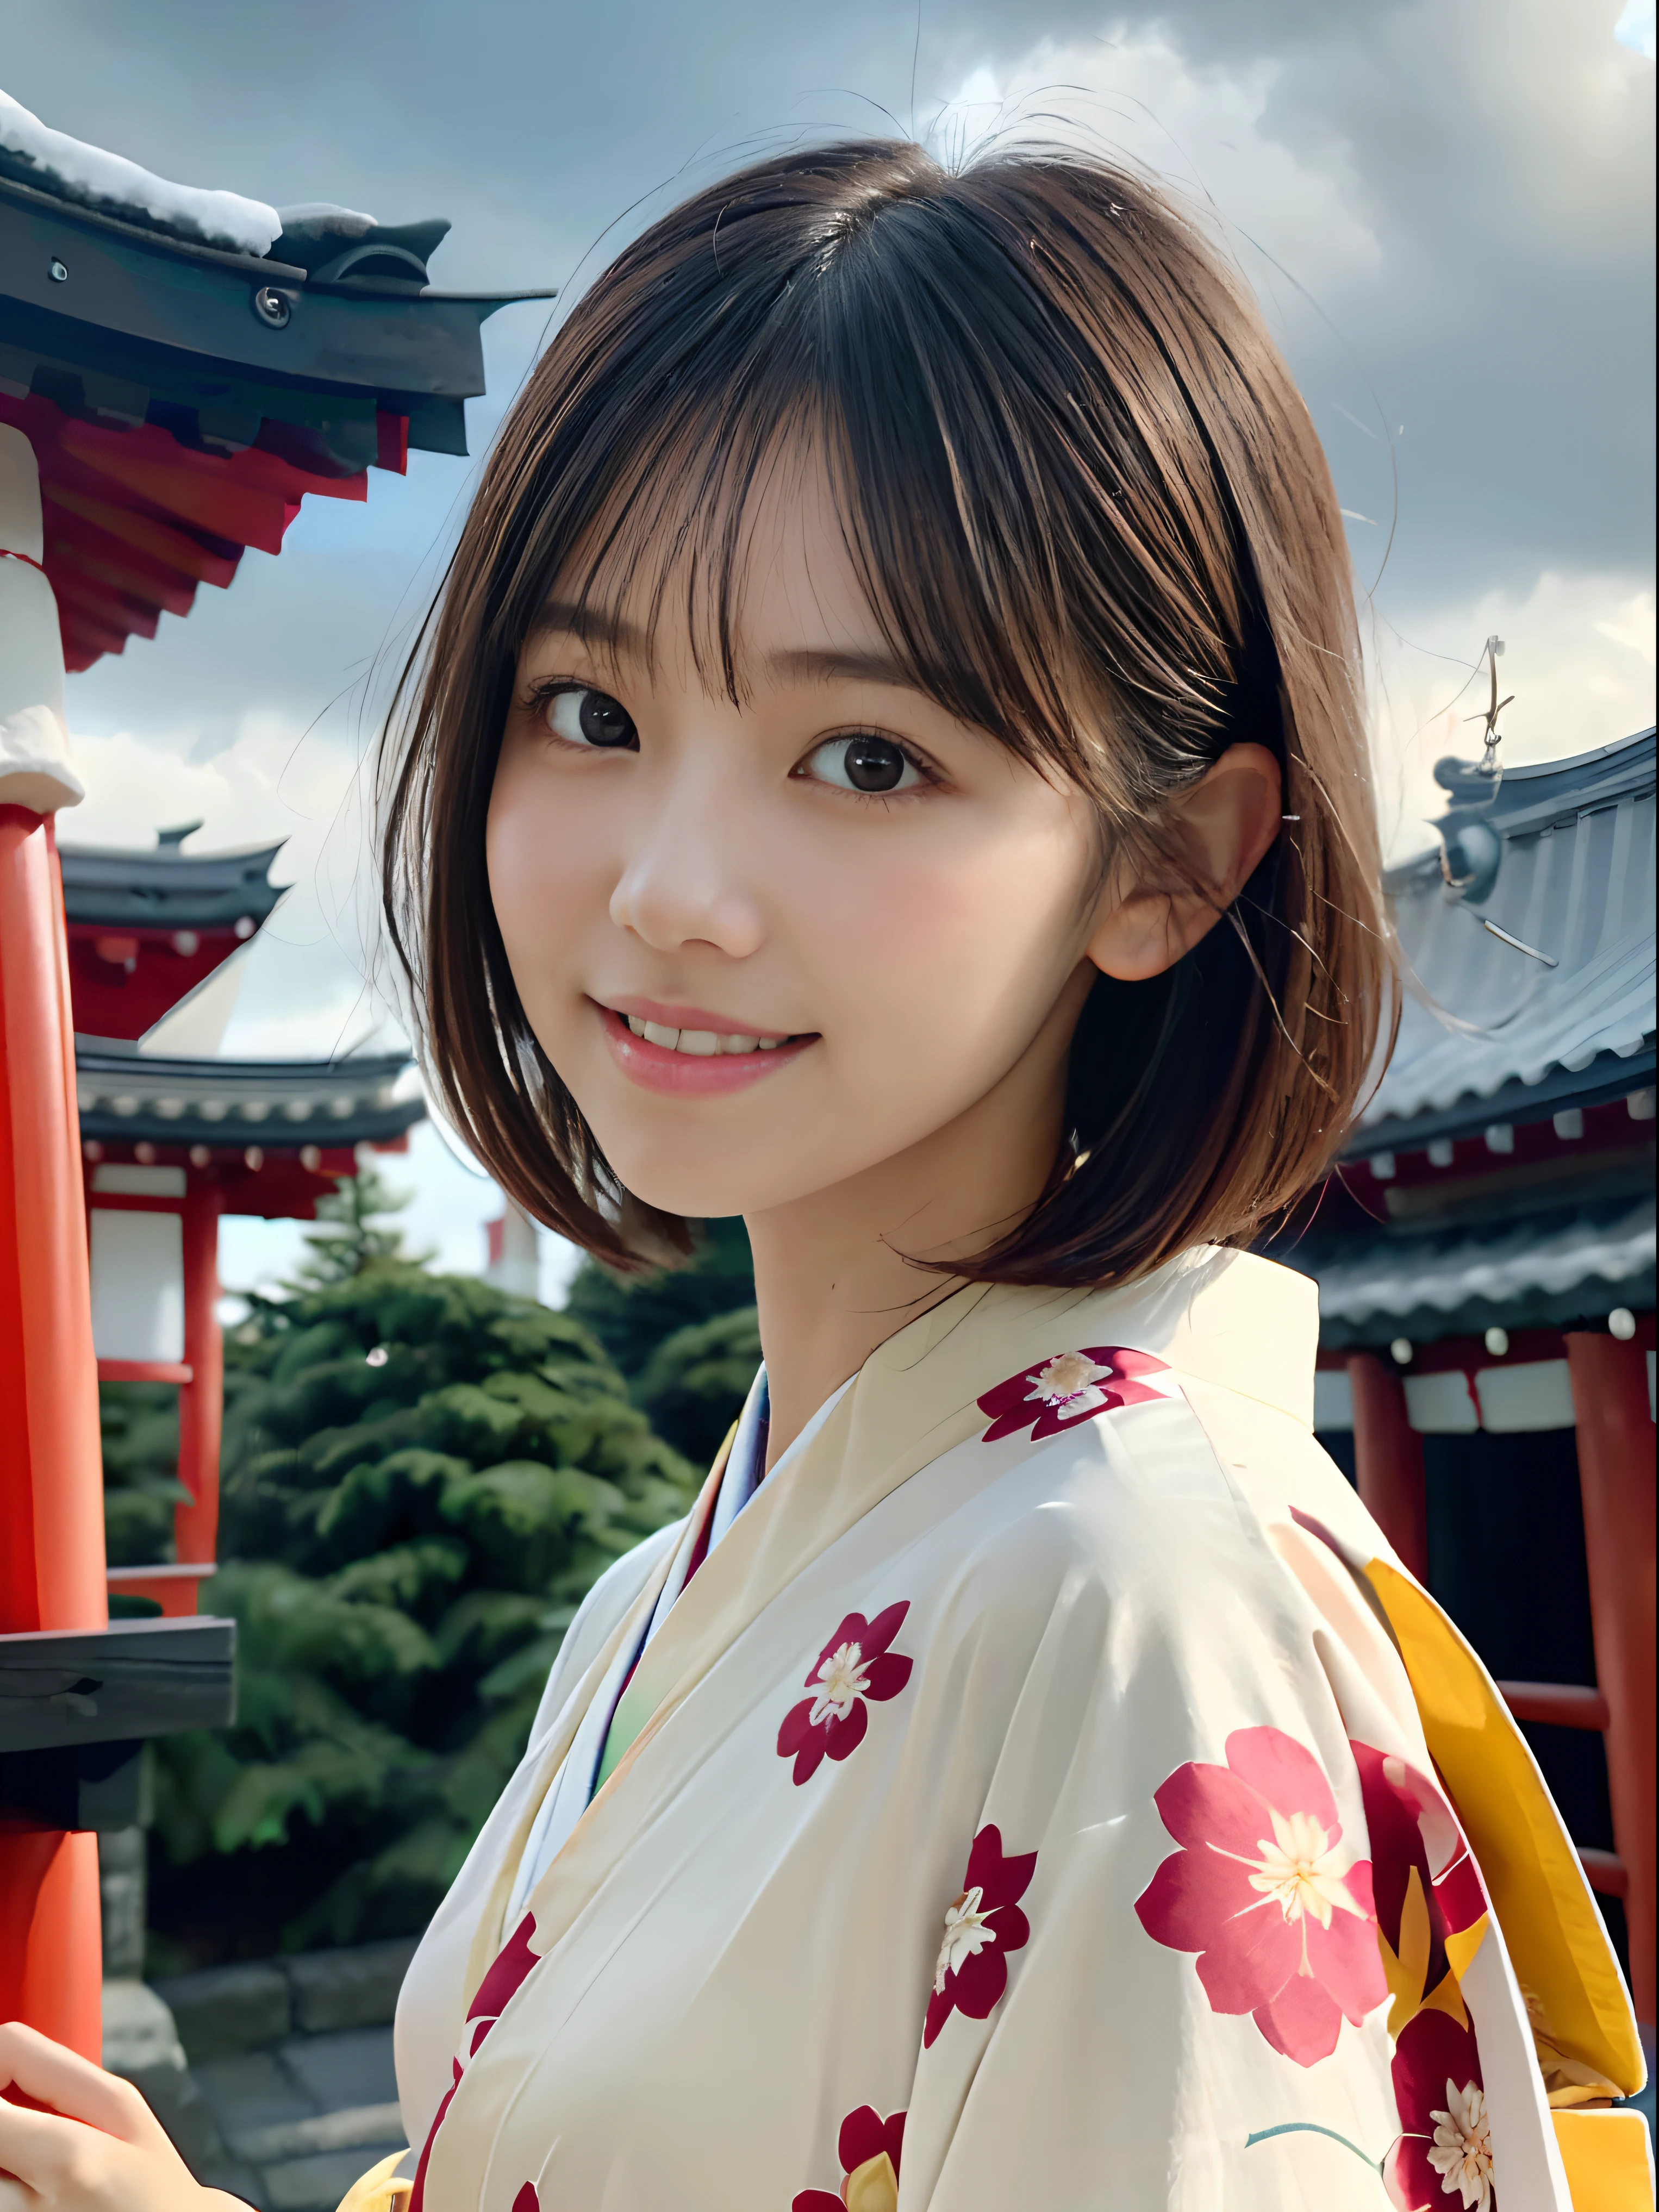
744 990 1081 1467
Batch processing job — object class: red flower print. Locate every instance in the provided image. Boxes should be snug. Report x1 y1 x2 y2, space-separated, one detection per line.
408 1911 541 2212
923 1824 1038 2047
777 1602 912 1785
1352 1741 1488 2039
791 2105 906 2212
1385 2007 1494 2210
1134 1727 1386 2066
976 1344 1169 1442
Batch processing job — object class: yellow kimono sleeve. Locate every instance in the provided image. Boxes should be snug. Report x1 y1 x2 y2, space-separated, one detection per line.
1553 2107 1655 2209
1362 1559 1644 2101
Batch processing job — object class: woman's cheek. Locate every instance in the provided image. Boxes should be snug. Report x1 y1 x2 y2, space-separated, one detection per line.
874 835 1082 998
488 757 600 993
805 857 1056 1108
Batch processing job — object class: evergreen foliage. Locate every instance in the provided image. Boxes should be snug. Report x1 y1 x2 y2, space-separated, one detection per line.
632 1305 763 1466
290 1160 416 1283
101 1380 188 1569
563 1215 755 1376
114 1172 698 1966
100 1175 769 1965
564 1215 759 1460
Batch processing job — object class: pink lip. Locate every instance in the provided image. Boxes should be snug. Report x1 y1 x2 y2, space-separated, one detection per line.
604 995 800 1040
596 1004 816 1096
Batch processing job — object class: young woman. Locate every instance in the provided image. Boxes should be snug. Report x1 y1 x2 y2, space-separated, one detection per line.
0 140 1644 2212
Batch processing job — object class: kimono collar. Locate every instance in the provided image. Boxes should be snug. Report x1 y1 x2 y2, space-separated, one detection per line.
464 1248 1315 1998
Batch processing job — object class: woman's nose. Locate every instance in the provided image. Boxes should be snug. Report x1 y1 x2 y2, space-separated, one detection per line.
608 771 766 959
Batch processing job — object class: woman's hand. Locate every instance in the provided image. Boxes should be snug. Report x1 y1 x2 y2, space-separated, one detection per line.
0 2022 245 2211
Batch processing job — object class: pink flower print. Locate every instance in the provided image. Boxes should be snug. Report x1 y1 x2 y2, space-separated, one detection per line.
1134 1726 1386 2066
1385 2008 1494 2210
976 1344 1169 1442
791 2105 906 2211
777 1602 912 1785
923 1824 1038 2047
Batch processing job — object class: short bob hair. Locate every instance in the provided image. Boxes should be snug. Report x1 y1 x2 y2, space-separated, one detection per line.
383 138 1392 1284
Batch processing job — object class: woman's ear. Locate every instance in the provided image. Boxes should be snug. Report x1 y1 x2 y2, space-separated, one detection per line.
1086 742 1283 982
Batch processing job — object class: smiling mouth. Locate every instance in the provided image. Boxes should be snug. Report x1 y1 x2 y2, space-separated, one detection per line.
597 1003 816 1095
618 1014 807 1057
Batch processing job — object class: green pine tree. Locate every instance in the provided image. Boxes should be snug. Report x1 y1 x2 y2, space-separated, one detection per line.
290 1159 415 1284
102 1179 768 1967
101 1383 190 1569
563 1215 756 1375
564 1216 759 1461
632 1306 763 1466
139 1255 697 1967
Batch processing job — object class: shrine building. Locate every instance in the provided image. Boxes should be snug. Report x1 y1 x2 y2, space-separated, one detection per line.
0 90 541 2055
1293 724 1657 2033
64 821 426 1620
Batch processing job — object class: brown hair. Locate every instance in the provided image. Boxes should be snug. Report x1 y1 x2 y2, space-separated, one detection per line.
382 139 1392 1282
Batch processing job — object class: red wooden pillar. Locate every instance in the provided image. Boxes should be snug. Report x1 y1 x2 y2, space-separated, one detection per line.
1348 1351 1429 1583
0 809 106 2059
1566 1332 1656 2026
174 1178 224 1586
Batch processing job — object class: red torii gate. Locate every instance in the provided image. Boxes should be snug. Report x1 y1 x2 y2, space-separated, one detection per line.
64 827 424 1619
0 135 540 2053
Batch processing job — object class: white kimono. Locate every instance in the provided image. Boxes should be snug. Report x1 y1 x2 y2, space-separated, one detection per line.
348 1251 1646 2210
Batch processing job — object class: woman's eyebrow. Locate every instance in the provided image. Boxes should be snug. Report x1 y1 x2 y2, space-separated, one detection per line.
764 646 920 689
525 599 650 657
521 613 920 695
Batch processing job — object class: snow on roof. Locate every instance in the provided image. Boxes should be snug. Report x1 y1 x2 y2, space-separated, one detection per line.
0 88 372 259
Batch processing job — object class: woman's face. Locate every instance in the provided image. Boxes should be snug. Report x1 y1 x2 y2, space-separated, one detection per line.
487 459 1108 1226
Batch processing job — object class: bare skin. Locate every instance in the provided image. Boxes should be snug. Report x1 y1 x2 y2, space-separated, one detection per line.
0 456 1280 2202
0 2022 246 2210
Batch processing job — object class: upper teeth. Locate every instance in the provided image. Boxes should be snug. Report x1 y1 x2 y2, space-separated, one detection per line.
626 1016 783 1054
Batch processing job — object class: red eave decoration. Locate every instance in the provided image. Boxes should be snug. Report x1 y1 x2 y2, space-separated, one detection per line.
82 1136 364 1221
0 389 408 674
66 921 251 1040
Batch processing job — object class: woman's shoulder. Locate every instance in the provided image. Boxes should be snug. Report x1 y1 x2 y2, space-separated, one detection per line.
905 1367 1381 1668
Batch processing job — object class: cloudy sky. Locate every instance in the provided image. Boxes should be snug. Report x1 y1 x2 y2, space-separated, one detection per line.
5 0 1654 1292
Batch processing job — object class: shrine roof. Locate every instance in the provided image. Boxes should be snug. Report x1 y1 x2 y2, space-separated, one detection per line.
59 823 285 932
74 1047 423 1151
1304 1186 1655 1348
0 91 551 672
1350 726 1656 1157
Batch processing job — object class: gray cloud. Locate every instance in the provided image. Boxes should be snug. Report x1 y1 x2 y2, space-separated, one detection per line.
5 0 1651 723
9 0 1644 1279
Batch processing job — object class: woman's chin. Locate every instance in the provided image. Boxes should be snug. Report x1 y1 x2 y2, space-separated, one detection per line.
607 1158 773 1223
604 1144 838 1226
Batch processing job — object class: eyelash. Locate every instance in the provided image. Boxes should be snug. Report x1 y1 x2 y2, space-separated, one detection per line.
521 676 589 718
518 679 944 796
794 728 941 800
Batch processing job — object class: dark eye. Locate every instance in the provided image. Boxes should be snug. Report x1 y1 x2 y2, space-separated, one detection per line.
546 686 638 749
801 733 923 793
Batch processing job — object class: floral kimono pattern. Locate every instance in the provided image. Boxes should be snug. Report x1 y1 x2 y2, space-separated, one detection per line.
776 1602 913 1784
376 1256 1644 2211
1134 1724 1386 2065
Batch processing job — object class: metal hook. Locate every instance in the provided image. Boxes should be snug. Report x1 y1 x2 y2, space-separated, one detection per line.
1461 634 1514 801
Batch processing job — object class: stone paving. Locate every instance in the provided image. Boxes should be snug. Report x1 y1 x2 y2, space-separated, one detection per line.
103 1938 417 2212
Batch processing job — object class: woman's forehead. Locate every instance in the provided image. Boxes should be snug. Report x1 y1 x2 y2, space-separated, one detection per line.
534 449 909 696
